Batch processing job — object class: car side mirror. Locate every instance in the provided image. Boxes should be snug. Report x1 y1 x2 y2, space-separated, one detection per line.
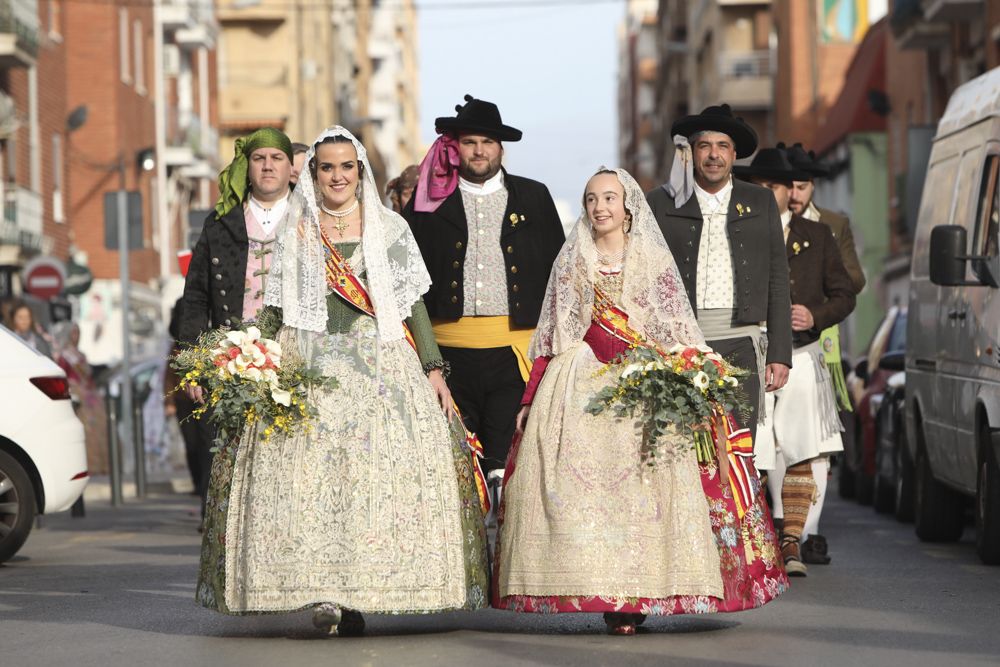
878 350 904 372
930 225 996 286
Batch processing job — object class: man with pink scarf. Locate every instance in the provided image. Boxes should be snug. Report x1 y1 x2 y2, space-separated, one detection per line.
404 95 564 475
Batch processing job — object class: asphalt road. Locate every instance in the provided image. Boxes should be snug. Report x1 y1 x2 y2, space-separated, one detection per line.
3 486 999 667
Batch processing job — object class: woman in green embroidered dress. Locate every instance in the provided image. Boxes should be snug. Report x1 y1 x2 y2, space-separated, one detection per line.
196 126 489 636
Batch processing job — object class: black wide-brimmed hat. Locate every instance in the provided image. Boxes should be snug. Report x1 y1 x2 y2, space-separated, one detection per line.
783 142 830 178
733 146 813 182
671 103 758 158
435 95 522 142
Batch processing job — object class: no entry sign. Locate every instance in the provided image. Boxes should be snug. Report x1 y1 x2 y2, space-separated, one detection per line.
22 256 66 300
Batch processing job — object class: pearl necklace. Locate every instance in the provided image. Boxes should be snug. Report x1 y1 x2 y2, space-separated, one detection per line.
320 200 358 234
596 245 625 266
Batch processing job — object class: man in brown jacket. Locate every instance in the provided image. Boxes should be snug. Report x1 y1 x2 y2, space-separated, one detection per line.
786 143 865 293
735 146 857 577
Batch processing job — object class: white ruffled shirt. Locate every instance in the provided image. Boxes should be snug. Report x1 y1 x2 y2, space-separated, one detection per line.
694 179 735 310
247 192 290 236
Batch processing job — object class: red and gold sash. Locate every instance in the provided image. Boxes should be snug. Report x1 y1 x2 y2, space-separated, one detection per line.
593 284 646 348
321 230 490 514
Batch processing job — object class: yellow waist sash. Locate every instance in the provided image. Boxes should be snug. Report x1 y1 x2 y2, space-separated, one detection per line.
432 316 533 382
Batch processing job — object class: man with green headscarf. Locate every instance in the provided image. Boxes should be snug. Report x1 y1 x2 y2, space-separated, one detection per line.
178 127 292 517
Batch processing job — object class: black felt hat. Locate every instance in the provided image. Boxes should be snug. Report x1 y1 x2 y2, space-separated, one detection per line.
783 142 830 178
671 103 758 158
435 95 522 142
733 146 813 182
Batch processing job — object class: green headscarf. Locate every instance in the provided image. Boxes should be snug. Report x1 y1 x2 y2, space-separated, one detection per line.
214 127 293 220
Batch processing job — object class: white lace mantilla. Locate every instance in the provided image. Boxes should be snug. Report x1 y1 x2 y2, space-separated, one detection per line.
530 167 704 358
264 126 430 341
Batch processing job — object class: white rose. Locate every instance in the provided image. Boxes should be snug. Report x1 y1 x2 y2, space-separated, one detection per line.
271 386 292 406
696 345 714 354
262 369 278 385
243 367 263 382
245 326 262 342
622 363 642 378
692 371 709 390
667 344 685 354
225 330 247 347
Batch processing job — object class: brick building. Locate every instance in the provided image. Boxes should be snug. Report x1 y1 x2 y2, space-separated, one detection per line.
0 0 71 309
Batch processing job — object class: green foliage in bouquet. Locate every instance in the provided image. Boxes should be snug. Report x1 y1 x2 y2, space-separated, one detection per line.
171 316 335 450
585 344 749 466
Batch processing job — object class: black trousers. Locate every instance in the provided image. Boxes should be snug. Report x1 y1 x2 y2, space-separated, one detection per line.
175 399 216 518
440 346 525 473
707 336 761 442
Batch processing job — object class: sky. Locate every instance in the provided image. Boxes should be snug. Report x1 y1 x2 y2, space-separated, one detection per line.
416 0 626 222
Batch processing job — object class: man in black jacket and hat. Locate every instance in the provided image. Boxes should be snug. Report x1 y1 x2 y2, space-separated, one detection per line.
646 104 792 440
404 95 564 474
734 146 856 576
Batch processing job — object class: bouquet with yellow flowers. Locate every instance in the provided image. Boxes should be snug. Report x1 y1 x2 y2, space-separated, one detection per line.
171 322 334 449
586 344 748 466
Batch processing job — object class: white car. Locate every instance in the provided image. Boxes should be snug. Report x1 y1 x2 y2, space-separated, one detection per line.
0 323 88 562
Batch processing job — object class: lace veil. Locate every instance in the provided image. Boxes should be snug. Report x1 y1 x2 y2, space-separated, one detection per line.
529 167 704 358
264 126 431 340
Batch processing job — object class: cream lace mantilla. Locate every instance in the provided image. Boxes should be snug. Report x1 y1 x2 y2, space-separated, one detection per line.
264 126 430 340
530 167 704 358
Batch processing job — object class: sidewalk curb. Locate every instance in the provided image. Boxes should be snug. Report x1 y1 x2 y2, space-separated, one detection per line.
83 475 195 502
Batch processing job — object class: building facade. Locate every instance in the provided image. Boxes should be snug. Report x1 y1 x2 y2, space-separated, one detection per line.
619 0 659 192
0 0 70 310
688 0 775 148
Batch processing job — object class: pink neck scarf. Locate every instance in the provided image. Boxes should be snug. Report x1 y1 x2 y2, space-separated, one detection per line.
413 134 460 213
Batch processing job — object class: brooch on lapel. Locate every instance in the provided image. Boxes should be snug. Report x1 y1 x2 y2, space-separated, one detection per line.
791 240 810 255
509 213 526 227
735 203 751 216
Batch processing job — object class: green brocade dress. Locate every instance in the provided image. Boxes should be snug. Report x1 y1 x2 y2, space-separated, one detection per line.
197 241 489 615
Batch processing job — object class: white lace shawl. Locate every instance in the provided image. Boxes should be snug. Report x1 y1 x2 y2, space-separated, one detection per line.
264 126 431 340
530 167 705 358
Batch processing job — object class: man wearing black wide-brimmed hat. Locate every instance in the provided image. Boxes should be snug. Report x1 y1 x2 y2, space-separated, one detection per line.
735 146 856 577
646 104 792 442
404 95 565 475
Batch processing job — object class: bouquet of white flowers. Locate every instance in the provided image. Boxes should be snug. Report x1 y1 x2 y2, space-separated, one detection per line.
586 344 748 466
171 324 335 449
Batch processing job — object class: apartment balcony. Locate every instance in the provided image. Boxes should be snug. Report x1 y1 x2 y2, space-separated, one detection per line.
0 0 38 68
217 0 288 24
921 0 980 22
165 108 220 172
0 186 42 251
219 63 290 129
891 0 950 48
718 50 773 110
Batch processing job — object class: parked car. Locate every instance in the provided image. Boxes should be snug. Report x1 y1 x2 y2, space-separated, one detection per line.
840 306 907 505
0 324 88 563
872 358 914 521
907 67 1000 565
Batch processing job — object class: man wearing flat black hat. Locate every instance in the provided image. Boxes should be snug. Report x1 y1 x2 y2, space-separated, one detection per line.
735 146 856 577
646 104 792 442
404 95 565 475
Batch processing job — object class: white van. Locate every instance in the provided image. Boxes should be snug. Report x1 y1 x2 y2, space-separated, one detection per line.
907 67 1000 565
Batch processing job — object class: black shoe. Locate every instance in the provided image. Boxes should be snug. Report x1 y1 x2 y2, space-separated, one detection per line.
337 609 365 637
801 535 831 565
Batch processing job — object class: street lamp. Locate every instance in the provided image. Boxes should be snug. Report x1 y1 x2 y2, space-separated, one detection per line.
136 148 156 173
